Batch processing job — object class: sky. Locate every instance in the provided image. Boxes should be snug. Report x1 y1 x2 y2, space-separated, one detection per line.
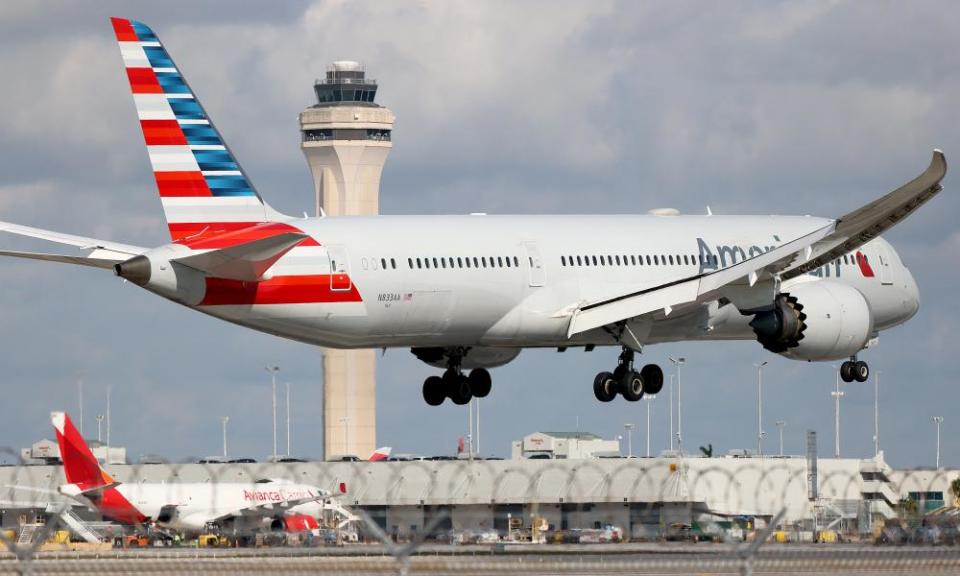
0 1 957 469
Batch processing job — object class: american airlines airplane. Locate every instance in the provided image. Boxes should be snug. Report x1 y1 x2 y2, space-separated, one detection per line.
0 19 946 407
50 411 351 533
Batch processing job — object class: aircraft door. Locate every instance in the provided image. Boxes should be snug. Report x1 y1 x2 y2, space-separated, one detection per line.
523 242 545 287
874 244 894 285
327 245 352 291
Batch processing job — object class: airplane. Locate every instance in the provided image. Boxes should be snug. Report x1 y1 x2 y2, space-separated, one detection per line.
0 18 945 408
49 411 352 534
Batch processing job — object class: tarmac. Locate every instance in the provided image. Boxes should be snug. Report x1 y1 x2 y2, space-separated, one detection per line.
2 543 960 575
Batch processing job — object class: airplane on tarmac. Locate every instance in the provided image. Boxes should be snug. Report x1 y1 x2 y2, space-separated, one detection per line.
0 19 946 407
48 411 353 534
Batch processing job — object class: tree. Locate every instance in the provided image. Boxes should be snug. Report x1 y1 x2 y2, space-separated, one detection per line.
950 477 960 507
699 444 713 458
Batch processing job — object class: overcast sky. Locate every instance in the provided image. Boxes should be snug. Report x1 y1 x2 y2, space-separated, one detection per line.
0 1 957 470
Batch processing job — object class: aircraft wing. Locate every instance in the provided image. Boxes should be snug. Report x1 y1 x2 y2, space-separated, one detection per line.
780 149 945 279
566 150 946 337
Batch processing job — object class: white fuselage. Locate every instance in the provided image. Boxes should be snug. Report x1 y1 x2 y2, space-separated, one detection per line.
157 214 918 361
112 480 326 532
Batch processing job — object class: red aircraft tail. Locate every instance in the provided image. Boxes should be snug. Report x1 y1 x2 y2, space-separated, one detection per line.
51 411 113 489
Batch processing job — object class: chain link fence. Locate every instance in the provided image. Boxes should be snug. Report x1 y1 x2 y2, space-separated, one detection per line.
1 452 959 574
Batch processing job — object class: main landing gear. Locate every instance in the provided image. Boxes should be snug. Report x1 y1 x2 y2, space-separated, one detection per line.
839 357 869 383
593 348 664 403
422 355 491 407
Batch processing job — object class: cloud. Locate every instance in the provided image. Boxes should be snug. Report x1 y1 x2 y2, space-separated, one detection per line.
0 1 957 468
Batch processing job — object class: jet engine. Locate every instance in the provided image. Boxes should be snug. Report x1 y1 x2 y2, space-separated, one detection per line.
750 281 873 361
270 514 319 533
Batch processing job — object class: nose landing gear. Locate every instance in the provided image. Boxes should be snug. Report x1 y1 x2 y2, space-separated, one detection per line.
593 348 664 403
421 353 492 406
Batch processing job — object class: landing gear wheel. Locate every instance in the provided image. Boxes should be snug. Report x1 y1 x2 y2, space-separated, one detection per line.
447 371 472 405
839 361 855 383
422 376 445 406
620 370 644 402
640 364 664 395
853 360 869 383
593 371 617 402
468 369 492 398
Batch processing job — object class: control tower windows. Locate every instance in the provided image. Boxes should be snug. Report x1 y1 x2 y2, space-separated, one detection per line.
302 128 391 142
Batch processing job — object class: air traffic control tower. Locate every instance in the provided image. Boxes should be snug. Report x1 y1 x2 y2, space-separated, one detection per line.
299 61 394 459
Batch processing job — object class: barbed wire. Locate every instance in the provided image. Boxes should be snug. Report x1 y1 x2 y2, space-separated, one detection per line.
0 452 959 574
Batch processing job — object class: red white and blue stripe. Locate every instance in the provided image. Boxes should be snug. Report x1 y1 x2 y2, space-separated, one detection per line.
111 17 270 242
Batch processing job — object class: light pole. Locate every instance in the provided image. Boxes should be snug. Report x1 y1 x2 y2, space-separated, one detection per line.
775 420 786 457
286 382 291 457
933 416 944 469
221 416 229 458
874 371 881 457
669 375 675 452
830 365 844 458
645 395 655 457
755 361 768 457
669 357 686 455
96 415 104 443
265 366 279 460
624 423 634 458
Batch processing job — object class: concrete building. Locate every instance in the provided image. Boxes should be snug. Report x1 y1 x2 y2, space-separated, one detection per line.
4 454 933 540
20 438 126 466
511 431 621 460
299 61 395 459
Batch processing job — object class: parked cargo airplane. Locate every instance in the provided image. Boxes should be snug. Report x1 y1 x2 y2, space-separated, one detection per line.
50 411 351 533
0 19 945 407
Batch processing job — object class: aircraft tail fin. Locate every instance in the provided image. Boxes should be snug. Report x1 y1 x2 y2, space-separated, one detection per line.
51 412 114 489
368 447 392 462
110 17 286 244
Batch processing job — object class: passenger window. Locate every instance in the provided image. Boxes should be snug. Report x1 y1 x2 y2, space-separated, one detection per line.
481 257 487 268
630 255 636 265
505 257 510 268
391 258 396 269
466 258 471 269
513 256 519 267
561 256 566 266
591 255 598 266
654 255 660 265
600 255 606 265
407 258 413 269
424 258 430 269
646 255 651 265
416 258 422 269
576 255 582 266
497 256 503 267
615 255 621 265
473 257 479 268
668 255 674 265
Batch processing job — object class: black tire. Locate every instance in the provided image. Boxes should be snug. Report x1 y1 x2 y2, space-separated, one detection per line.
621 370 644 401
854 361 869 382
450 375 472 405
468 368 492 398
593 371 617 402
640 364 664 395
840 361 855 383
422 376 445 406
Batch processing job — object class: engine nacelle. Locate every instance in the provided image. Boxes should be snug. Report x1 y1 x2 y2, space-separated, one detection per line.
750 281 873 361
271 514 319 533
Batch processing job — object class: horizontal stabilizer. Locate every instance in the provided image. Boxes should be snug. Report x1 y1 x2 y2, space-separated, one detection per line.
172 232 308 281
0 220 145 258
0 249 122 269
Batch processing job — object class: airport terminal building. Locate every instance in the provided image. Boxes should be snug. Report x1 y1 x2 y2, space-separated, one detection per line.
3 451 954 541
